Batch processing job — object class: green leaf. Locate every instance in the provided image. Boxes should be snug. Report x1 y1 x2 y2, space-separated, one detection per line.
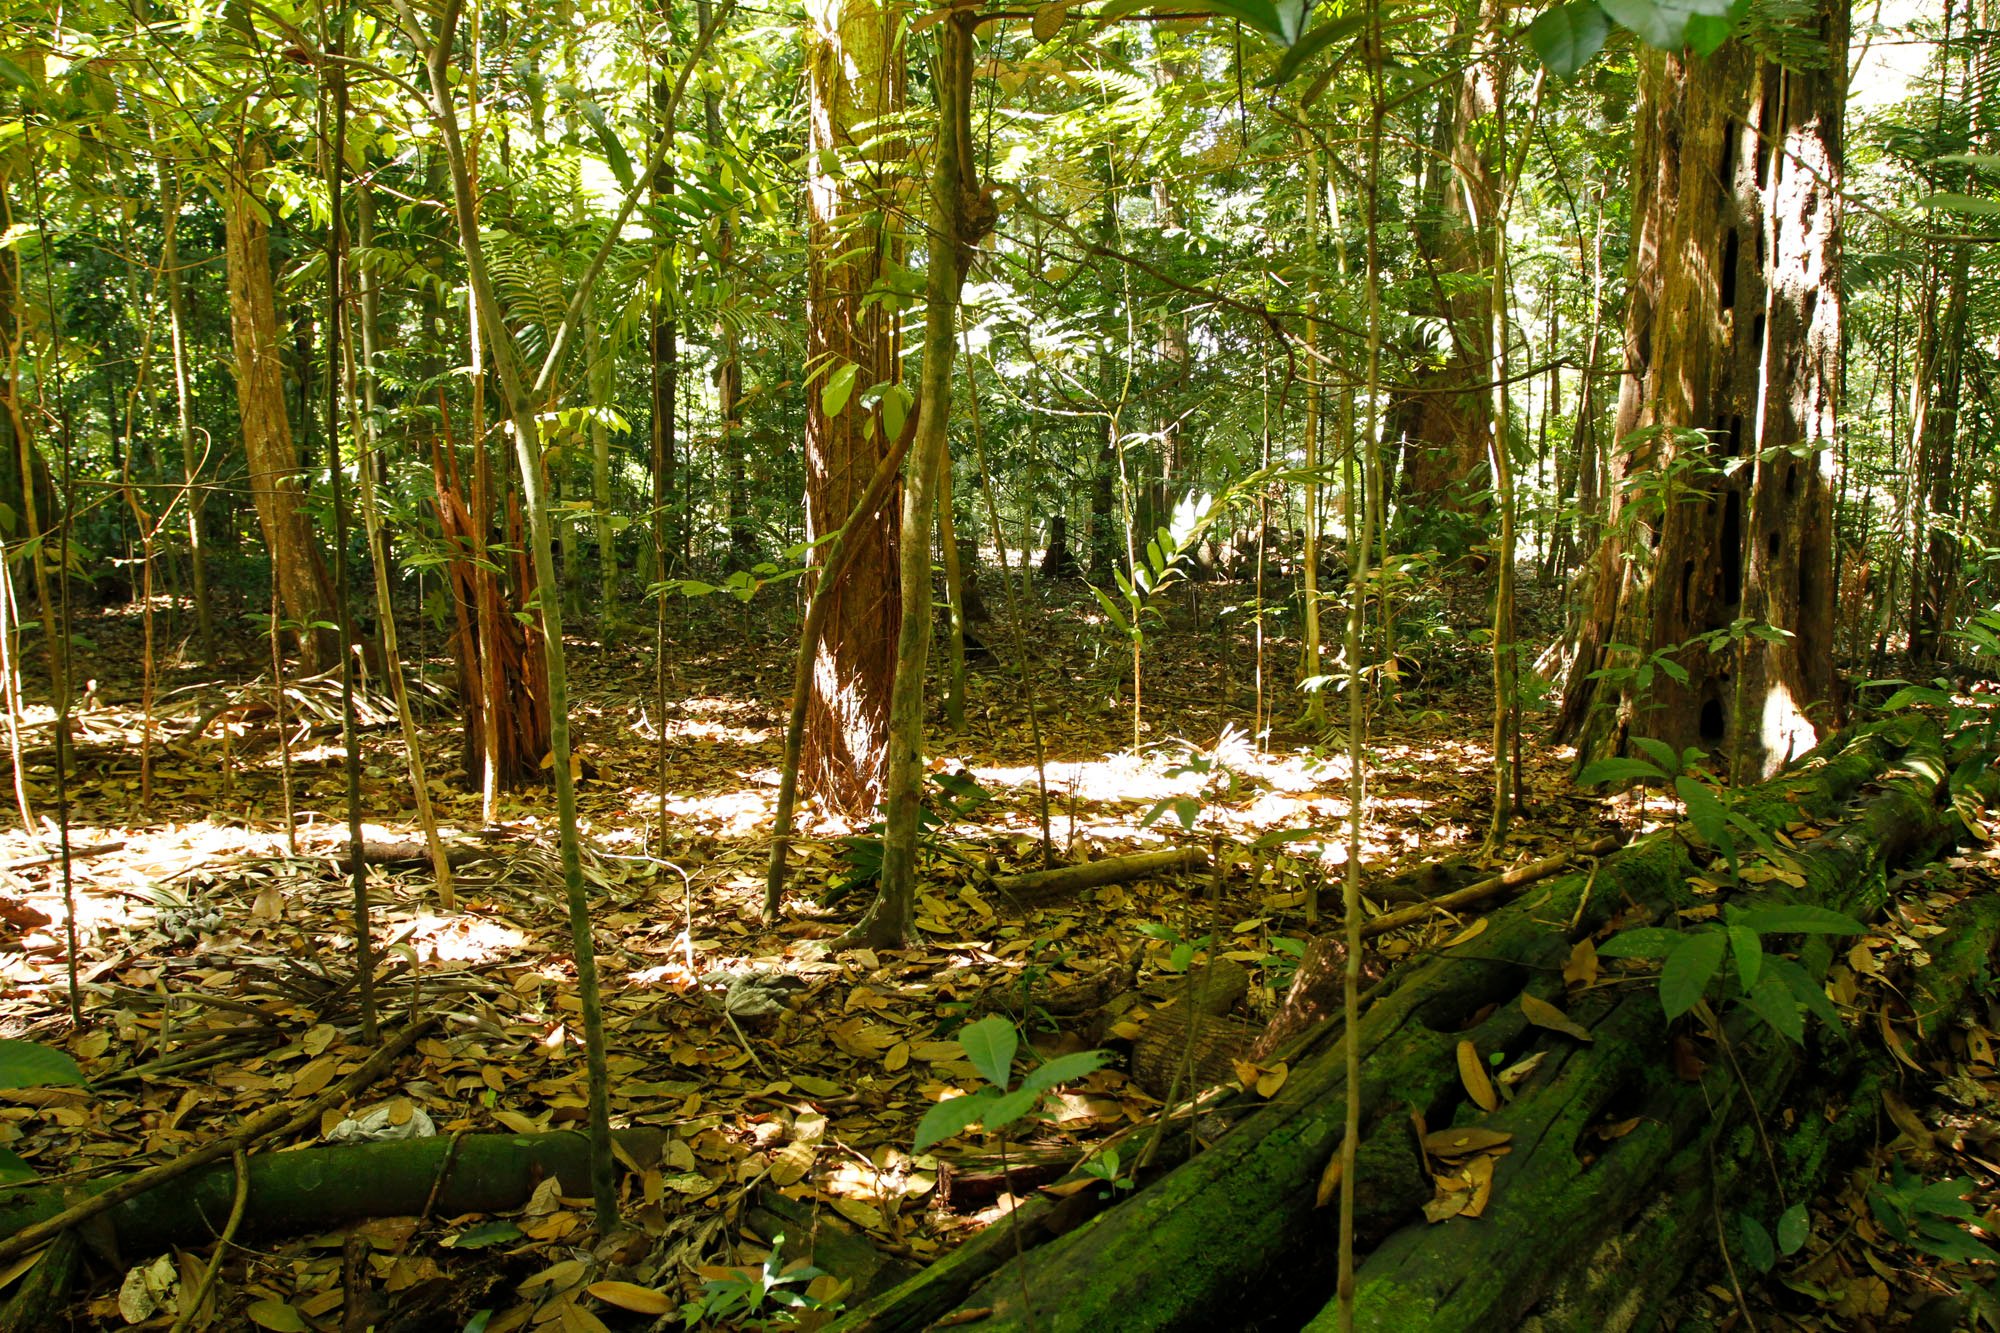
0 1039 87 1091
1021 1049 1111 1094
1915 192 2000 216
1726 924 1762 992
1737 1213 1776 1274
1659 930 1726 1018
1631 736 1681 779
958 1015 1019 1089
821 361 860 418
1675 775 1735 873
879 382 913 442
1762 955 1842 1032
1725 905 1868 936
1183 0 1288 40
1598 0 1733 47
1743 972 1804 1042
1777 1203 1810 1255
980 1084 1045 1131
1260 12 1367 87
447 1220 526 1249
1526 1 1612 79
1090 585 1132 636
560 85 635 190
1594 926 1680 959
1576 757 1668 787
0 1147 35 1184
913 1088 995 1152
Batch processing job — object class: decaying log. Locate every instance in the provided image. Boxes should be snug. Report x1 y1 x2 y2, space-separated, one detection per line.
844 725 1991 1332
1357 833 1624 940
987 848 1211 907
1129 957 1256 1098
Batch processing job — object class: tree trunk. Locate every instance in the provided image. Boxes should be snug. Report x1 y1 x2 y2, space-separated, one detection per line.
801 0 903 817
1396 0 1502 517
844 9 984 948
1557 11 1844 781
224 139 337 670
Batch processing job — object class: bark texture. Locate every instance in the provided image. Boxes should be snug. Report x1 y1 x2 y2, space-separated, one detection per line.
1558 12 1844 780
801 0 903 816
224 140 337 670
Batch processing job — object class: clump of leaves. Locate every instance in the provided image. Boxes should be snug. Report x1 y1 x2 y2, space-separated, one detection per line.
1868 1163 1999 1267
1594 904 1866 1042
825 769 990 904
913 1016 1109 1153
681 1234 837 1330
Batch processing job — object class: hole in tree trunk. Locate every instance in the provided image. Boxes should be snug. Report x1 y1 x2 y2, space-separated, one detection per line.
1700 696 1727 743
1719 230 1739 312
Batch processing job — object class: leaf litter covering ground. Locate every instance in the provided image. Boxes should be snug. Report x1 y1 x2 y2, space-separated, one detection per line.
0 596 1984 1329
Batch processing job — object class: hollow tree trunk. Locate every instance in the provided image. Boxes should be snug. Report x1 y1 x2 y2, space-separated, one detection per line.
801 0 903 817
1557 9 1844 781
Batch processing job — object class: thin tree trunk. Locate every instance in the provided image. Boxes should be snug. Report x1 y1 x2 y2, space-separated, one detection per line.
845 11 986 947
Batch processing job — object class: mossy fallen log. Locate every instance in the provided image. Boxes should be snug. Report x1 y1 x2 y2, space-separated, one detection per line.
840 725 1978 1332
0 1129 664 1259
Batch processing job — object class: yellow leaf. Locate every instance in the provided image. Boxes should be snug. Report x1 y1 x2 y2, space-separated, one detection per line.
1424 1126 1512 1158
518 1258 587 1293
493 1110 542 1134
830 1197 883 1231
909 1041 962 1062
1456 1040 1497 1112
770 1139 816 1187
584 1281 675 1316
1031 0 1066 41
246 1300 309 1332
292 1055 340 1098
1443 919 1487 949
884 1042 910 1073
1520 994 1593 1043
1255 1062 1288 1098
303 1023 338 1057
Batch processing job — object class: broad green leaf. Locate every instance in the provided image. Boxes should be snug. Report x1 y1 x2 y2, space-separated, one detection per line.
1021 1048 1111 1093
980 1084 1044 1130
1631 736 1681 779
913 1088 995 1152
1090 585 1132 635
1725 905 1867 936
1675 776 1735 873
820 361 860 418
1576 757 1667 787
1762 955 1842 1031
1726 924 1762 992
0 1147 34 1184
1594 926 1680 959
1261 12 1368 87
958 1015 1018 1089
1744 972 1804 1042
1660 930 1726 1018
1777 1203 1810 1255
880 382 913 443
0 1039 87 1090
1526 1 1612 79
1736 1213 1776 1274
1598 0 1732 49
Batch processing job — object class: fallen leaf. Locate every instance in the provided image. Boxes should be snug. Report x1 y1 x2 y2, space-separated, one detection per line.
1424 1127 1512 1158
1521 994 1593 1043
1456 1040 1497 1112
585 1281 675 1315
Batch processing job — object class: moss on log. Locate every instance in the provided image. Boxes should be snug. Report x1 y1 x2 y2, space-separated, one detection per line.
853 726 1966 1332
0 1130 663 1258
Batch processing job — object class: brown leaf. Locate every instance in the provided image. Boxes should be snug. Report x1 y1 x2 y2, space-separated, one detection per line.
1423 1127 1512 1158
585 1281 675 1316
1456 1040 1498 1112
1520 994 1593 1043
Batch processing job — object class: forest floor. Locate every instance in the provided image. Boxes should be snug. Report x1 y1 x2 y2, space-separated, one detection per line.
0 577 1994 1330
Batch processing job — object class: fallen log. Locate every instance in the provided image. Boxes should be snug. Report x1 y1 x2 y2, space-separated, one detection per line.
0 1130 663 1258
838 725 1980 1332
986 848 1210 907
